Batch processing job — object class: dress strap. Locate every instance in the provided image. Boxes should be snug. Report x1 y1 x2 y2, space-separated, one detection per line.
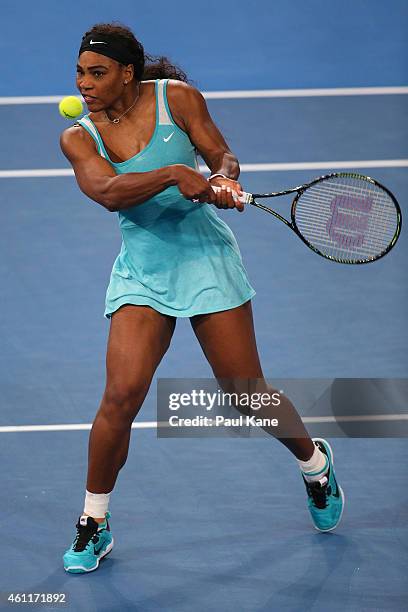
76 116 109 160
157 79 172 126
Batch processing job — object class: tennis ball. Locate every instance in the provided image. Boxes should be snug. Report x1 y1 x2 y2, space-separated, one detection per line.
59 96 83 120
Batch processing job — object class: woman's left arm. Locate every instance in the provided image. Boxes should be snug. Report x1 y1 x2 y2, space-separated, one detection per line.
167 81 245 211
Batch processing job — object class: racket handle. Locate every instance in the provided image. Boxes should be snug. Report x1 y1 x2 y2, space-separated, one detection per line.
192 185 252 205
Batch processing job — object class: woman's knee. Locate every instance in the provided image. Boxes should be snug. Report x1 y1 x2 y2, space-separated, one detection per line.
101 379 151 422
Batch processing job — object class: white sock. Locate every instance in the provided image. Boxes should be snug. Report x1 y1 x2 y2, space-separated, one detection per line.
83 490 112 522
297 442 328 482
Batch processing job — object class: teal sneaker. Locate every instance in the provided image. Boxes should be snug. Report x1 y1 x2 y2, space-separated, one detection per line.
302 438 345 532
63 511 114 573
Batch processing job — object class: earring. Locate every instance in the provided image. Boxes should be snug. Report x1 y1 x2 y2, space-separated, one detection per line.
124 81 128 85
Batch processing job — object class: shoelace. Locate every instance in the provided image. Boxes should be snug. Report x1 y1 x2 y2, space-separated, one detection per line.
73 522 100 552
305 474 332 510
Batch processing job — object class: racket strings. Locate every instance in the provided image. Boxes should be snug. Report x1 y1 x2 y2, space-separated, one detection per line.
294 176 399 262
296 199 396 246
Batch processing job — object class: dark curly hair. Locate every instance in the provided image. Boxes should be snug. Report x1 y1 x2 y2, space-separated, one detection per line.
80 22 189 83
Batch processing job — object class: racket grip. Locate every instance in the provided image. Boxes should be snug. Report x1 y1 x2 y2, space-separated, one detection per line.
192 186 252 205
212 185 252 204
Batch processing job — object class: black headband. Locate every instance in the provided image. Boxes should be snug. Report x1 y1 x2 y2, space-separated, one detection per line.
78 33 136 66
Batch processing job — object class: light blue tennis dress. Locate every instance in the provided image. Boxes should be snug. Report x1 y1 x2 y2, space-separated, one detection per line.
77 79 256 319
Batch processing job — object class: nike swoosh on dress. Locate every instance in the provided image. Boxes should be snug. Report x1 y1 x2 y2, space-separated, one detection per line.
163 132 174 143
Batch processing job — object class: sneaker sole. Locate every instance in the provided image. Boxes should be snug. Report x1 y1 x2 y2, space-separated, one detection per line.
311 438 345 533
64 538 114 574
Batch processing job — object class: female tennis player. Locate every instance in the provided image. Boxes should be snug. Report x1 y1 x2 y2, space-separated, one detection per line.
61 22 344 573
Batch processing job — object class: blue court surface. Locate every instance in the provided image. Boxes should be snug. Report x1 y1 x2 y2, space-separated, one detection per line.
1 1 407 611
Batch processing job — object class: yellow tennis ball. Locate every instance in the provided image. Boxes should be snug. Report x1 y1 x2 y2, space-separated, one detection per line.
59 96 83 120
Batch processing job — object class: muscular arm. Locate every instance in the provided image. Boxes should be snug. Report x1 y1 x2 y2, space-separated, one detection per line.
60 127 176 212
167 81 240 180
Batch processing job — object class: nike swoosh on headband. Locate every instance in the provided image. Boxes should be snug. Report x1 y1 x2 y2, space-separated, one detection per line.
89 40 108 45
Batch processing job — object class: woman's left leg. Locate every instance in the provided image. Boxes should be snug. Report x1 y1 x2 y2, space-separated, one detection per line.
190 300 314 461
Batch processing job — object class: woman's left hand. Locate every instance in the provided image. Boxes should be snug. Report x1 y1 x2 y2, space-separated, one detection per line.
208 177 245 212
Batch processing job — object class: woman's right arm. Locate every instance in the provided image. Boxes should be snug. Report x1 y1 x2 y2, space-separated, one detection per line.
60 126 216 212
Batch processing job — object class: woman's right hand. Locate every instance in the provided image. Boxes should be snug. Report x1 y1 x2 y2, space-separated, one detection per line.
169 164 216 204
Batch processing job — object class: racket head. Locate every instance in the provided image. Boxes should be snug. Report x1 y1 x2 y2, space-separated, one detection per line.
290 173 402 264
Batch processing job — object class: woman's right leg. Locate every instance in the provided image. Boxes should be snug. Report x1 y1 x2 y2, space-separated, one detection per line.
85 304 176 498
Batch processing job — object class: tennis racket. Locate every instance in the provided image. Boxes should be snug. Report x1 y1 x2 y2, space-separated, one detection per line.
213 173 402 264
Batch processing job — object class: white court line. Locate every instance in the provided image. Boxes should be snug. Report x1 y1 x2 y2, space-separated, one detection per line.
303 415 408 423
1 159 407 179
1 414 408 432
0 86 407 105
0 422 166 432
0 169 74 178
238 160 408 171
204 87 408 99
